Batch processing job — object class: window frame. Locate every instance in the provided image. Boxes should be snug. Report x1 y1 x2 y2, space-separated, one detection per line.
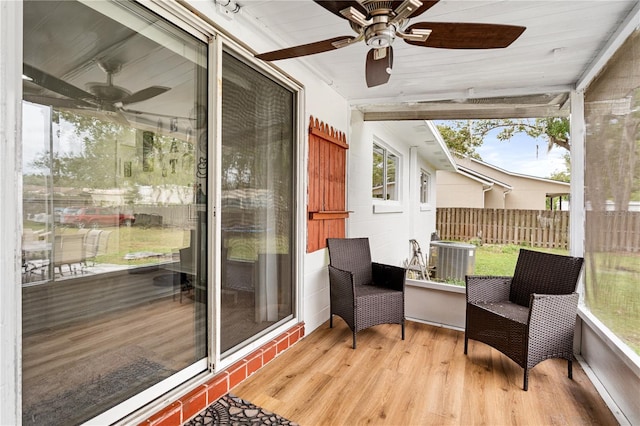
372 140 402 213
419 169 432 208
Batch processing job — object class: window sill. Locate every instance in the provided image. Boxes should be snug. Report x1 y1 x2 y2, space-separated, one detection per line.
372 202 403 214
419 203 433 212
406 278 466 294
578 307 640 376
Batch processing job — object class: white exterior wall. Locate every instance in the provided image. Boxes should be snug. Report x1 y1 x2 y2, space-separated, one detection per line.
303 113 444 333
348 111 438 268
298 111 445 335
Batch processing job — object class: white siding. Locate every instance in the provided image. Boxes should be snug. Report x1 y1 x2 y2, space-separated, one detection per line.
348 112 438 268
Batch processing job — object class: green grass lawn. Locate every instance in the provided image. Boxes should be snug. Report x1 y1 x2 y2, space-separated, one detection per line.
473 244 568 275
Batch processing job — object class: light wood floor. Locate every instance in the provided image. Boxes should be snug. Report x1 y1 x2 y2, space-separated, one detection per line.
233 319 619 426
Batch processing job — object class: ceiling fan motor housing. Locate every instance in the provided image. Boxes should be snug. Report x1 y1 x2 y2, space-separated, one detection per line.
365 20 397 48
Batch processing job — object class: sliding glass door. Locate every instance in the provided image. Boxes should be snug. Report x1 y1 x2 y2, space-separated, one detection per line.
220 51 296 354
21 1 208 423
21 1 300 422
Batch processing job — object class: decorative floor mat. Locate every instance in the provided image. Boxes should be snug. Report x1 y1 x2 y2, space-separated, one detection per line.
185 393 298 425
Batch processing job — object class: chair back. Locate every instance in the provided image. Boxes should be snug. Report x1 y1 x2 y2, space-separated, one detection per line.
84 229 102 258
510 249 584 307
180 246 194 272
327 238 373 286
54 233 85 265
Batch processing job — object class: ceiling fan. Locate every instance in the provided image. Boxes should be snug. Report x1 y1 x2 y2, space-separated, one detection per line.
255 0 526 88
23 60 172 125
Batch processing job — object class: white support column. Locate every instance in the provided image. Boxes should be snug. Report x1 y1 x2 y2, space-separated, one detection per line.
0 1 23 424
569 89 585 257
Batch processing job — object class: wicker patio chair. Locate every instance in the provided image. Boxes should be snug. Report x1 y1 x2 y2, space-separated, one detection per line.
327 237 406 349
464 248 584 390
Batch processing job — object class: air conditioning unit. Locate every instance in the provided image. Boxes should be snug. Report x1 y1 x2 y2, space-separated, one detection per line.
429 241 476 283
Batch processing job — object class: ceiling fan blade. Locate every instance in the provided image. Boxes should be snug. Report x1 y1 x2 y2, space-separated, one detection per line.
313 1 368 19
24 96 129 126
23 63 99 104
23 94 93 109
390 1 439 18
121 86 170 105
405 22 526 49
256 36 357 61
366 46 394 88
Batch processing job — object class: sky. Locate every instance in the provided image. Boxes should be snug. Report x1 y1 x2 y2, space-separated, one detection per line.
476 129 568 179
436 121 568 179
23 102 84 175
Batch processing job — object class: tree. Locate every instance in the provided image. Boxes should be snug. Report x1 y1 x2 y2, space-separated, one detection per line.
438 117 570 156
437 117 571 180
25 110 197 205
472 117 570 152
548 153 571 183
435 122 483 159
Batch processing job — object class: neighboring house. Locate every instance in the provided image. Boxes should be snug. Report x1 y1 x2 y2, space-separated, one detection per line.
437 155 570 210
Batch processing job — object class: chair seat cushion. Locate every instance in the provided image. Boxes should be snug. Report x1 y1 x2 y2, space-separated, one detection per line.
472 301 529 325
355 284 402 298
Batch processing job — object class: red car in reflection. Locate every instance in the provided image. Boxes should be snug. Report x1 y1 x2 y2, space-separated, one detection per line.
62 207 135 228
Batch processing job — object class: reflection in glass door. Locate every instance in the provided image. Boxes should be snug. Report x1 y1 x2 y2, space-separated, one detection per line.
21 1 208 424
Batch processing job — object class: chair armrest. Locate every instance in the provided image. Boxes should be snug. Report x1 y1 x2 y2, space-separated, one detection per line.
372 262 406 292
465 275 512 303
528 293 579 330
328 265 356 303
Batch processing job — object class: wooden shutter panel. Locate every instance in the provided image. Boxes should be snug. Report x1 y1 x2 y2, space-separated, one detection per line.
307 116 349 253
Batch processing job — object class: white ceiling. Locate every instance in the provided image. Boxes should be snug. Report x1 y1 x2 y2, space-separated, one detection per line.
234 0 639 119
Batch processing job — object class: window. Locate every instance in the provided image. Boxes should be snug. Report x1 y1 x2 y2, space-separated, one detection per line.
584 28 640 356
22 1 208 423
420 170 431 204
372 142 399 201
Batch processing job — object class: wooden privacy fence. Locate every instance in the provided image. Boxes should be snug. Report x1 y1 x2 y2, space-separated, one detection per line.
586 210 640 253
436 208 570 249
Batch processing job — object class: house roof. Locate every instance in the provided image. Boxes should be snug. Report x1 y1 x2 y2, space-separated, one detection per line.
456 166 513 191
452 154 570 195
375 120 457 171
